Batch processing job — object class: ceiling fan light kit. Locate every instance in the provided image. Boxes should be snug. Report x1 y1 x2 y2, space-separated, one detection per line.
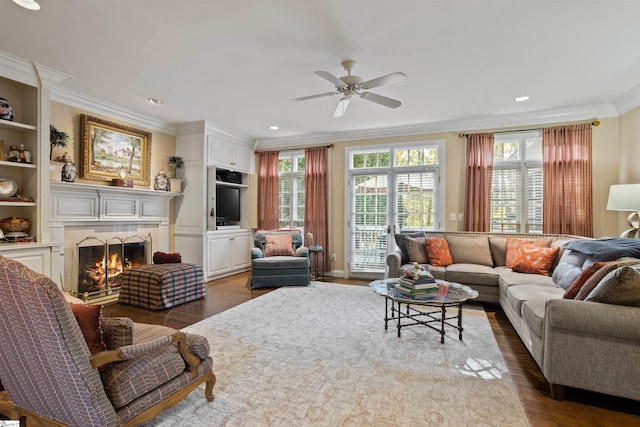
291 60 407 118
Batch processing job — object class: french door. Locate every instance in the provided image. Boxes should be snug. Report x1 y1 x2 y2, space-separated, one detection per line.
346 143 443 278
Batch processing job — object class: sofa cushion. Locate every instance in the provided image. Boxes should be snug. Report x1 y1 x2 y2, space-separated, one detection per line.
426 237 453 266
446 235 493 267
445 263 498 287
521 299 547 338
511 244 559 276
489 237 507 266
263 233 296 257
252 256 310 269
505 284 564 315
497 266 558 288
505 237 553 268
551 249 592 290
406 236 428 264
575 258 640 300
585 266 640 307
394 232 427 262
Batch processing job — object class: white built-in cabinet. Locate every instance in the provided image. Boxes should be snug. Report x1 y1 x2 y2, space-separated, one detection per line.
174 120 254 280
206 230 252 277
0 52 67 282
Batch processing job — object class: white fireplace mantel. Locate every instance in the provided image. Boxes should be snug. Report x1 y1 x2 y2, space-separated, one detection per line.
50 182 182 291
50 182 180 223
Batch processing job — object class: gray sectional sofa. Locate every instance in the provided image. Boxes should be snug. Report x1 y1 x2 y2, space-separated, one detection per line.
386 231 640 402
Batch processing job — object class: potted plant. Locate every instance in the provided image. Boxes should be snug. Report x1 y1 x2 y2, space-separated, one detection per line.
49 125 70 181
167 155 185 192
50 125 69 160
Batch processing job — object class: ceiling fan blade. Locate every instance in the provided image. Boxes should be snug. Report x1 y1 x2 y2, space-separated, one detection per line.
360 92 401 108
315 71 346 88
360 72 407 90
333 96 351 118
289 92 338 102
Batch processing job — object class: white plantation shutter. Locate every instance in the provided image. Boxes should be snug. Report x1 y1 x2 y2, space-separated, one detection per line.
491 132 543 233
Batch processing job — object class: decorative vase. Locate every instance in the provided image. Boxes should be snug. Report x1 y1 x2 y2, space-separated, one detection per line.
60 152 76 182
169 178 183 193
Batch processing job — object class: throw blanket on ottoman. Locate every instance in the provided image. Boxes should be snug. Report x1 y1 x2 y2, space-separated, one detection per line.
119 263 206 310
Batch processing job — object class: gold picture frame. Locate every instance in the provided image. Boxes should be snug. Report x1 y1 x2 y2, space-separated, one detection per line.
80 114 152 186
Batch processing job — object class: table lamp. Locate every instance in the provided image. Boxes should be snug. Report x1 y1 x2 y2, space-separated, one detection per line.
607 184 640 238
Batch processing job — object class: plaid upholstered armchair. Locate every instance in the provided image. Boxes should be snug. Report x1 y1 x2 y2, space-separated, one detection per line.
0 256 216 426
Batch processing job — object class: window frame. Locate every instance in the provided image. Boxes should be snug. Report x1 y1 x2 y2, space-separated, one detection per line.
277 150 305 230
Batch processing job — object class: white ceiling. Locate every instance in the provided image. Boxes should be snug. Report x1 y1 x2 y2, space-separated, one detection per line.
2 0 640 143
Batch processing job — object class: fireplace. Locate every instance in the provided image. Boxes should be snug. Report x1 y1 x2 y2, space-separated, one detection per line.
75 234 151 300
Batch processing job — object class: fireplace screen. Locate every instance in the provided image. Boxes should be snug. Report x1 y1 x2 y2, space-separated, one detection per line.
76 235 150 298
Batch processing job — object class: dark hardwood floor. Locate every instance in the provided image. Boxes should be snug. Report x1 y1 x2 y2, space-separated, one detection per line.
2 272 639 426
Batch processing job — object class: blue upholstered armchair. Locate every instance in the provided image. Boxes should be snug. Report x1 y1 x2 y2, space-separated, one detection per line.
251 230 310 289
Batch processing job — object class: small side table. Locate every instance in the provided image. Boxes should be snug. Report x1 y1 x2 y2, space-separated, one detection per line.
309 247 325 281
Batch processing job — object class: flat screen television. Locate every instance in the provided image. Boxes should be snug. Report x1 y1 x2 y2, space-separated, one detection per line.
216 186 240 225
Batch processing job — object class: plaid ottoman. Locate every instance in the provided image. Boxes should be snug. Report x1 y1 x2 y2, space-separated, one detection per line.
119 263 206 310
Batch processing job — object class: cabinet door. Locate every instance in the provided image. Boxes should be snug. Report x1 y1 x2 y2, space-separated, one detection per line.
207 234 231 276
232 145 254 174
208 136 233 169
231 232 252 269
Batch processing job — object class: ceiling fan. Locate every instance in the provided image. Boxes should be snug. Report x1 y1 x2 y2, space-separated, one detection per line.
290 60 407 118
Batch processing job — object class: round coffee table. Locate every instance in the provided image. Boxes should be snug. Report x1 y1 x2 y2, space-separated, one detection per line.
370 278 479 343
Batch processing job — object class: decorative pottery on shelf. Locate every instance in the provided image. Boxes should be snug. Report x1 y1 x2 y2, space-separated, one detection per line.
60 152 77 182
0 216 31 234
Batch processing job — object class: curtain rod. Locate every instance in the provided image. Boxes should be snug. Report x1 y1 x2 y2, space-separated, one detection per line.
457 120 600 138
255 143 334 155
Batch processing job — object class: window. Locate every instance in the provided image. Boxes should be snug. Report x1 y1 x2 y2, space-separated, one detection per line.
491 131 543 233
278 151 305 230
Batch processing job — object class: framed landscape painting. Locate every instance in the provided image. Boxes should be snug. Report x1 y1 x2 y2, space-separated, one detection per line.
80 114 152 186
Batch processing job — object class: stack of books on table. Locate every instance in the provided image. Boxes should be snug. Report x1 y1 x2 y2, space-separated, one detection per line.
395 276 438 298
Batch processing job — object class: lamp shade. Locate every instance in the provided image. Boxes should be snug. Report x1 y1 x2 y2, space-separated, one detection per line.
607 184 640 211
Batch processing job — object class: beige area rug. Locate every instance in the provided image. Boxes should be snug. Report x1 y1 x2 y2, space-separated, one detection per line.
145 282 529 426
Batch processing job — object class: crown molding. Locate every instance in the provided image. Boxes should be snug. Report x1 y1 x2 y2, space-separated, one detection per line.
612 82 640 115
175 120 253 147
0 50 39 87
50 86 176 135
33 62 71 86
255 102 619 149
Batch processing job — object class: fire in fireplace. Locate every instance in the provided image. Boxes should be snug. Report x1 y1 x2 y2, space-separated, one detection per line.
76 235 150 298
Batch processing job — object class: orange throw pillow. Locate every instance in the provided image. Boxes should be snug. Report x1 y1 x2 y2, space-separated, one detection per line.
505 237 553 268
425 237 453 267
263 233 296 257
511 243 560 276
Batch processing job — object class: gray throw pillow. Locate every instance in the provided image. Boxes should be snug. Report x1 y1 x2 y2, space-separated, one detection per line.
394 231 427 262
585 266 640 307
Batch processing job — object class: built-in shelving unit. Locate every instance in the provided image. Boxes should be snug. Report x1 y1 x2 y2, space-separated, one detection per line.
0 52 69 281
174 120 254 280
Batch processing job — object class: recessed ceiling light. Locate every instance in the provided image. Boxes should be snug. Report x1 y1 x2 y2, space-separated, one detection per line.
514 96 530 102
269 125 279 130
147 98 164 105
12 0 40 10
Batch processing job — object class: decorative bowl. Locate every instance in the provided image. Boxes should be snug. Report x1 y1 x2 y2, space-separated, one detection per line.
0 216 31 234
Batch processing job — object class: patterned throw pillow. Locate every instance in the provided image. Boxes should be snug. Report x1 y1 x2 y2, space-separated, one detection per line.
585 266 640 307
511 243 560 276
505 237 553 268
426 237 453 267
563 261 608 299
263 233 296 257
406 236 428 264
574 259 640 300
